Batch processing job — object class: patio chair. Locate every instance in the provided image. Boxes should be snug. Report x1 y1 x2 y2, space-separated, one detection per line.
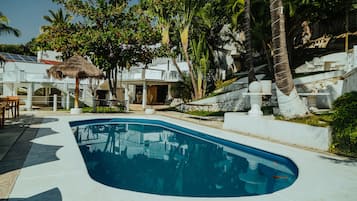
7 96 20 118
0 102 5 128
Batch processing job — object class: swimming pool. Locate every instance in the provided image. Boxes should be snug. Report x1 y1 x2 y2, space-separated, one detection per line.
70 118 298 197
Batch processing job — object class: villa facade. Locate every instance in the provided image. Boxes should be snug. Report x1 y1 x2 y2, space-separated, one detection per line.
0 51 189 110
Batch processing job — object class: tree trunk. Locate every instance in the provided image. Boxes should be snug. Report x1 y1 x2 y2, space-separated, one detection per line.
269 0 308 118
171 58 185 78
89 78 99 112
107 65 118 100
345 0 350 53
74 77 80 108
113 66 118 99
181 25 199 100
244 0 257 83
183 48 199 99
262 40 274 80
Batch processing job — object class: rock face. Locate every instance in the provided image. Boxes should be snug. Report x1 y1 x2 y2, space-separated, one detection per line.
179 88 250 112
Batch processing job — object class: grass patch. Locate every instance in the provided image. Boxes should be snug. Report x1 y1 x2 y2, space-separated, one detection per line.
156 106 179 112
185 110 225 117
275 113 333 127
82 106 125 113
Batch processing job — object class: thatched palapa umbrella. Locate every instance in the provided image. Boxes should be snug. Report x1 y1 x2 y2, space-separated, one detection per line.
47 55 104 110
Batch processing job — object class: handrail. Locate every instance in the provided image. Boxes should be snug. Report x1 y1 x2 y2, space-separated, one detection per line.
120 69 180 82
298 92 330 96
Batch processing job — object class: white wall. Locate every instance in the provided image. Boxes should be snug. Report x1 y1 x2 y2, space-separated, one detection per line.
223 113 332 151
342 68 357 93
4 62 50 74
37 50 62 63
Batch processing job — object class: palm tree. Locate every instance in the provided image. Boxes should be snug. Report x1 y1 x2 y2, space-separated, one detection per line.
0 11 21 37
269 0 308 118
143 0 202 99
44 8 72 25
42 8 72 31
180 0 200 99
141 0 186 77
0 12 21 64
244 0 257 83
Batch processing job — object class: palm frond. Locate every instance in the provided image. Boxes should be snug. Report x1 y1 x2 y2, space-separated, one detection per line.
0 24 21 37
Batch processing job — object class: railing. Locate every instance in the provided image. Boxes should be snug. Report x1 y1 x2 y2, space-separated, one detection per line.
18 95 63 107
1 68 181 83
17 94 127 112
120 68 180 82
0 71 78 84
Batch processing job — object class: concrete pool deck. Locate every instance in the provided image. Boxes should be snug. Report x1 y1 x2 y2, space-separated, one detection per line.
1 111 357 201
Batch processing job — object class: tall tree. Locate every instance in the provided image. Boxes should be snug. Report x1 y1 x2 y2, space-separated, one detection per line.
179 0 200 99
244 0 257 83
141 0 188 92
269 0 308 118
191 0 237 97
143 0 237 100
251 0 274 78
51 0 159 99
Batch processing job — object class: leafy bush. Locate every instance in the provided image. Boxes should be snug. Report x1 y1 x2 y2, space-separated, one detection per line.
170 74 192 102
330 91 357 157
214 77 237 90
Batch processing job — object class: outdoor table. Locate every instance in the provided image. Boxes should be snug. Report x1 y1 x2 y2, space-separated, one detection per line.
7 96 20 118
0 96 20 119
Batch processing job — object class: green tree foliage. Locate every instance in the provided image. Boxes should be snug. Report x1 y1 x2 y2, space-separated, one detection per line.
36 8 77 59
42 8 72 29
40 0 160 99
331 91 357 156
142 0 240 100
0 44 35 55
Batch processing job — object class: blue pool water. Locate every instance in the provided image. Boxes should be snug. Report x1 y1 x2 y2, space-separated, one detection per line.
70 118 298 197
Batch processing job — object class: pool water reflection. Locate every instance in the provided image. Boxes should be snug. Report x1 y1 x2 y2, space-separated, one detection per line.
71 119 298 197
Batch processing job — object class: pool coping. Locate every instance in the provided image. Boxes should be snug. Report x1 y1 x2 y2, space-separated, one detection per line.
9 114 357 201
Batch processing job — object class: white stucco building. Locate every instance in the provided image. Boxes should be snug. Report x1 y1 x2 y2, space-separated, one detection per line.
0 51 79 110
0 51 189 110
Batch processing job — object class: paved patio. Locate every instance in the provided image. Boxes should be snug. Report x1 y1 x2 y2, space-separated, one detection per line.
0 110 357 201
0 113 42 199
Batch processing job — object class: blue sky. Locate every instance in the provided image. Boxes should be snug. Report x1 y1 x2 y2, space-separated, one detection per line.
0 0 61 44
0 0 139 45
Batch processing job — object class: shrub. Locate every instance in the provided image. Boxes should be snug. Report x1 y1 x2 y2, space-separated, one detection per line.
330 91 357 157
214 77 237 90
